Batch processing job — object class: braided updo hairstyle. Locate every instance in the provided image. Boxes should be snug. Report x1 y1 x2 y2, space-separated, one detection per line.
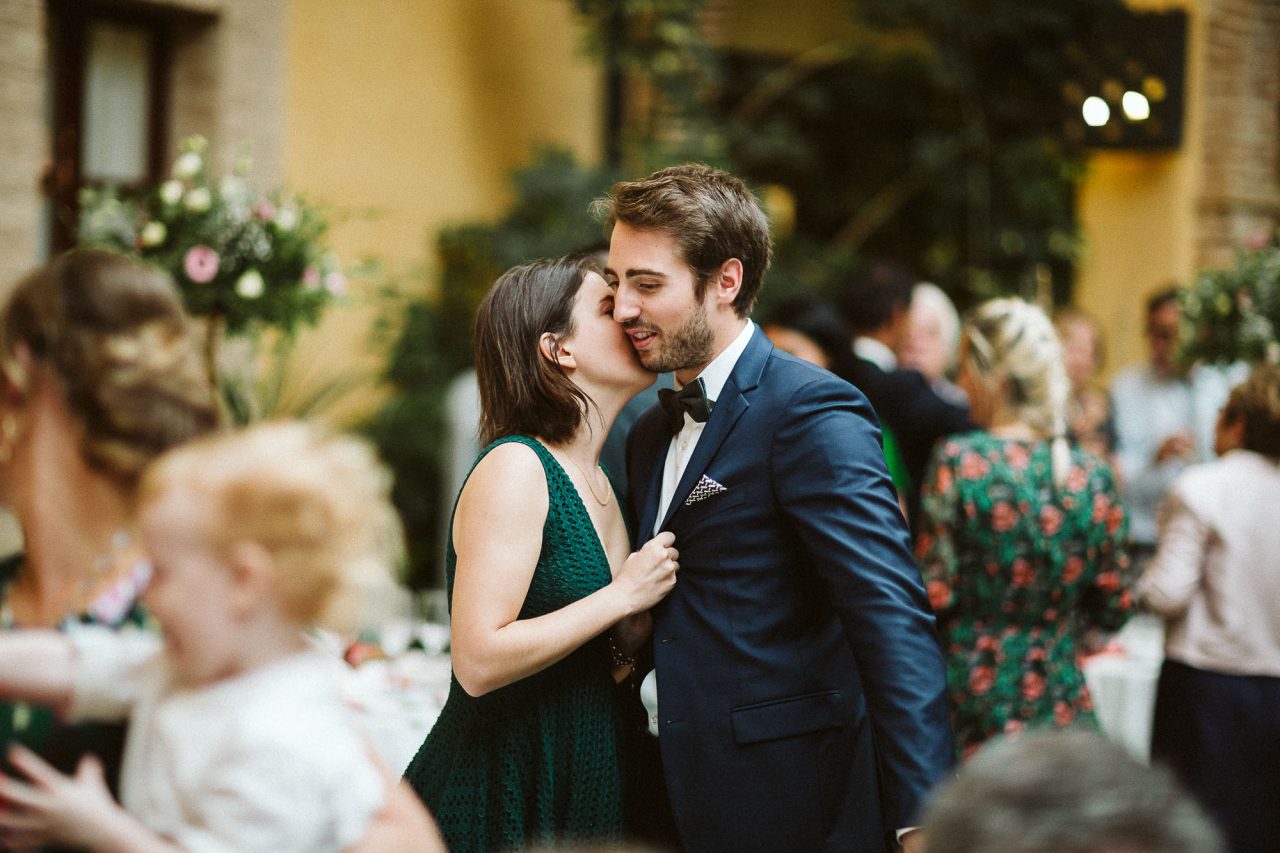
963 298 1072 486
0 249 221 493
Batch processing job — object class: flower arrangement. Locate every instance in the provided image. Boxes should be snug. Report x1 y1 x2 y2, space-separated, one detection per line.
78 135 345 336
1180 231 1280 367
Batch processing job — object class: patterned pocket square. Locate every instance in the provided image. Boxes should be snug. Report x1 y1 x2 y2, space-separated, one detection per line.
685 475 728 505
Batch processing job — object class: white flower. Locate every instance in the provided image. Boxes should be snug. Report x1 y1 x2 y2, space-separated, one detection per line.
274 206 298 231
235 269 265 299
220 176 249 203
139 221 167 247
184 187 212 213
159 180 184 206
173 151 203 180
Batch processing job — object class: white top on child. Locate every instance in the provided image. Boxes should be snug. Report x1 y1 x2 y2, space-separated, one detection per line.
68 625 385 853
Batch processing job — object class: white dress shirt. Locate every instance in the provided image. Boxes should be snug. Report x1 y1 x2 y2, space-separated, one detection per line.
1110 363 1242 545
654 320 756 532
853 336 898 372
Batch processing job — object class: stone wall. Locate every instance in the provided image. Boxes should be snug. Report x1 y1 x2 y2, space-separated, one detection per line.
1196 0 1280 267
0 0 286 288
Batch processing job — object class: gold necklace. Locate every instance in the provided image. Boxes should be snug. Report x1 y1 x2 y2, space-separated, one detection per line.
564 453 610 507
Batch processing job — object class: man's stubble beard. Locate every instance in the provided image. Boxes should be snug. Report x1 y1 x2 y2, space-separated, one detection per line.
634 300 715 374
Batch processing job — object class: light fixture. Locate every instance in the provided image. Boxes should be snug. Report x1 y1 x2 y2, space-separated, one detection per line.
1082 96 1110 127
1122 90 1151 121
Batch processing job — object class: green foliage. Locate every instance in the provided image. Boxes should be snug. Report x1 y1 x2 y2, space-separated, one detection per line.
78 135 342 336
720 0 1124 306
1180 232 1280 367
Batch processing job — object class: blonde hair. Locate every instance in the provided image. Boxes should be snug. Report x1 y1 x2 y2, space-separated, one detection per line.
1 250 220 493
964 298 1072 486
139 421 403 628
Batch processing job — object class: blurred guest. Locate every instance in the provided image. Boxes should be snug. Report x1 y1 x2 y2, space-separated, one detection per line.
1055 307 1117 461
762 293 855 374
838 261 974 534
899 282 967 408
0 422 446 852
1138 364 1280 853
0 250 219 789
920 730 1224 853
404 258 678 852
1111 288 1240 561
916 298 1134 758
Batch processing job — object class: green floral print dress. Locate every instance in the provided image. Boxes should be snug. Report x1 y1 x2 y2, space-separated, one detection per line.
915 432 1134 759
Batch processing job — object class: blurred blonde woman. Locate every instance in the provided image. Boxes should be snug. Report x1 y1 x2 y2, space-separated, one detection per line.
915 298 1135 758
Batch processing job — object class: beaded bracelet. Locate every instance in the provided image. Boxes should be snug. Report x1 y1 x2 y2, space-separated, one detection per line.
608 635 636 669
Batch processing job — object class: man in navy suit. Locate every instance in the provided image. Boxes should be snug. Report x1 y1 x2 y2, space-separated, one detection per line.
598 165 952 853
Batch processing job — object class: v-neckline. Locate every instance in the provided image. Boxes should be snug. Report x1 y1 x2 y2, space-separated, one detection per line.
534 438 626 581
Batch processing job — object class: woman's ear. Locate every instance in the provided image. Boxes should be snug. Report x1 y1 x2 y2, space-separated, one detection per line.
538 332 576 371
227 541 275 617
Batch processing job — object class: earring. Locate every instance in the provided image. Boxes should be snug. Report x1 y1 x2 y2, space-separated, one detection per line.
0 413 16 464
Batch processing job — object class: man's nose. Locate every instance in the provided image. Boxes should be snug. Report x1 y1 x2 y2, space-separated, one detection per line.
613 288 640 322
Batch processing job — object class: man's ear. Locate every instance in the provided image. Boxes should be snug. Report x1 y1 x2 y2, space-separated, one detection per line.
538 332 577 371
710 258 744 309
227 541 275 617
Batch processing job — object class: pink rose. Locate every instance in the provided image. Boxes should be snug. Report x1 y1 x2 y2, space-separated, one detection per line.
254 199 276 221
302 266 322 290
1039 505 1063 537
183 245 219 284
969 666 995 695
926 580 952 612
992 502 1017 532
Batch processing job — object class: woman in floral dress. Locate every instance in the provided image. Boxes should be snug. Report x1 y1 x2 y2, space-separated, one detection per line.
916 298 1134 759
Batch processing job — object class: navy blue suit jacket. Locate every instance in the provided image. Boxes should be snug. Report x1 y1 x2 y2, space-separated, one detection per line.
627 328 953 853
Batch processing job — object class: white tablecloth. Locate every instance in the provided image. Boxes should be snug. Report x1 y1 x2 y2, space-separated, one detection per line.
1082 613 1165 762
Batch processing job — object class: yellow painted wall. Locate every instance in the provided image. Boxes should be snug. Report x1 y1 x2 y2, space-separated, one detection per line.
274 0 604 424
1074 0 1201 379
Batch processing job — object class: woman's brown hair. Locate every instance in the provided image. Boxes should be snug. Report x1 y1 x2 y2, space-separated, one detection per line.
474 257 594 446
1222 363 1280 459
0 249 220 492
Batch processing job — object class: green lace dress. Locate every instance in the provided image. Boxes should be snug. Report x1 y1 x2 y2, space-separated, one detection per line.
915 433 1135 759
404 436 626 853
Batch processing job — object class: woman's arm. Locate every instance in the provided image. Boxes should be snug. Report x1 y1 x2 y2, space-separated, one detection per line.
449 443 678 697
0 631 75 711
0 746 180 853
1136 489 1208 616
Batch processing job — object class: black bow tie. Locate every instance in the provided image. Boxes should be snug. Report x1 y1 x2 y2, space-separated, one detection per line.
658 379 715 434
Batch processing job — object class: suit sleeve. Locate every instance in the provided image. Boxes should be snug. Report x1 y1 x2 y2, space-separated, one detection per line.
770 375 954 829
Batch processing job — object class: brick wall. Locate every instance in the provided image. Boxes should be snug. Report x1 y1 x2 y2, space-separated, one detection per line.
0 0 47 286
1196 0 1280 267
0 0 285 289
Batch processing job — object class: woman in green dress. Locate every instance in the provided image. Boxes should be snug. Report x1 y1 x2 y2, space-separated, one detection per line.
915 298 1134 760
404 256 680 852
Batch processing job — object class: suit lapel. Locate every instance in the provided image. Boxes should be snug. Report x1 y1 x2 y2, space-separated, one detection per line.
633 409 668 538
657 327 771 531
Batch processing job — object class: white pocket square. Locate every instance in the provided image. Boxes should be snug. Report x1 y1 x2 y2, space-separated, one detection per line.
685 475 728 505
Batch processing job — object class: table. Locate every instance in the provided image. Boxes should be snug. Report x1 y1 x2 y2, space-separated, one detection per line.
1082 613 1165 763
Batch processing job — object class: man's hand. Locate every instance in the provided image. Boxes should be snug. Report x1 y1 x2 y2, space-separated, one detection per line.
900 827 926 853
1155 433 1194 464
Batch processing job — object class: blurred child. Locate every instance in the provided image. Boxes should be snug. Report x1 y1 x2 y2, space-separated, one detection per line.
0 421 430 851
